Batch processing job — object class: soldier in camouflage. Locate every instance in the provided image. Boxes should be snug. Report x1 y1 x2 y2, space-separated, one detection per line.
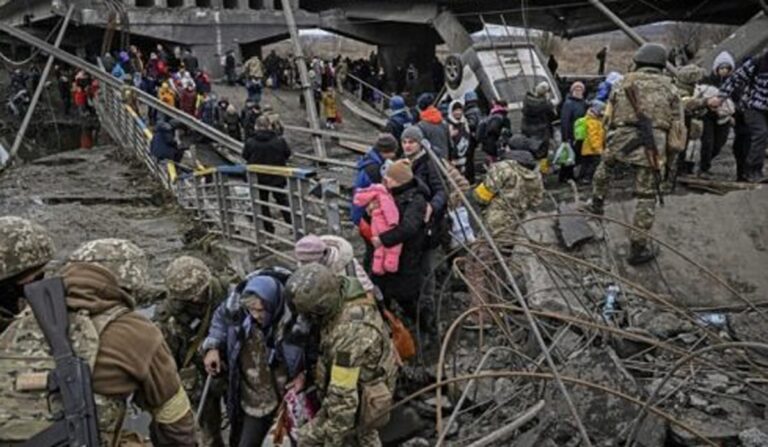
0 216 55 331
155 256 228 447
286 263 398 447
589 43 685 265
463 150 544 326
1 237 196 445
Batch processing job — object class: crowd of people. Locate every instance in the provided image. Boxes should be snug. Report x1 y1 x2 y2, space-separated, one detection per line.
2 36 768 446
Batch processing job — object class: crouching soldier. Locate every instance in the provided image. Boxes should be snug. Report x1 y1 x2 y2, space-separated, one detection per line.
286 263 398 447
0 237 196 445
156 256 229 447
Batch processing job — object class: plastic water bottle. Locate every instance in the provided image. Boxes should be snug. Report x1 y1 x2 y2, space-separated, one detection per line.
602 284 621 320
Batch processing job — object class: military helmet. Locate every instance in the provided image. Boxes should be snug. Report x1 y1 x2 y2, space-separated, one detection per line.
68 238 148 291
285 263 341 317
0 216 55 281
676 64 706 86
633 43 668 68
164 255 211 301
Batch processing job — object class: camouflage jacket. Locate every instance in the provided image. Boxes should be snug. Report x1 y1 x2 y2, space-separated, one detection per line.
604 67 684 167
475 159 544 236
299 278 397 445
155 276 228 391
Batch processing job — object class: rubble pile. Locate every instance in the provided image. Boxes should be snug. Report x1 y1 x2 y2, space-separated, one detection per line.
415 194 768 447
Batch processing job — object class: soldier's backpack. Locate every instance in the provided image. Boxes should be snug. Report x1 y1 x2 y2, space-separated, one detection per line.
0 302 129 442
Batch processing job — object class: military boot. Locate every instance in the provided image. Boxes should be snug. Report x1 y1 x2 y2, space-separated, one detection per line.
584 197 605 215
627 242 657 265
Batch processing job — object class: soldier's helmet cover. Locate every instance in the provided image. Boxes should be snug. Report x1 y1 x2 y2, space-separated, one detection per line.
285 263 342 317
164 255 211 301
633 43 668 68
68 238 148 291
676 64 706 86
0 216 55 281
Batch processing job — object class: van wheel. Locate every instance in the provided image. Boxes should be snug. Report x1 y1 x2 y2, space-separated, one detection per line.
444 54 463 89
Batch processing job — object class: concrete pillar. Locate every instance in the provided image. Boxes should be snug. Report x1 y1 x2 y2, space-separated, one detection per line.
122 0 136 6
182 0 195 7
432 10 473 54
155 0 168 7
211 0 223 8
192 43 225 77
263 0 274 9
701 12 768 69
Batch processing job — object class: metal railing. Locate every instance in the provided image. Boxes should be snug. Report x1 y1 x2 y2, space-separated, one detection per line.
95 85 342 264
343 73 391 114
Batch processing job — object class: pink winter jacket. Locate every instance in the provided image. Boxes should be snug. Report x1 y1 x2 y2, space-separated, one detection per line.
352 184 402 275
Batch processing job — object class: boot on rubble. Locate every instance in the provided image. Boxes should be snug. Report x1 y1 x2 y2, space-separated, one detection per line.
583 196 604 215
627 241 657 266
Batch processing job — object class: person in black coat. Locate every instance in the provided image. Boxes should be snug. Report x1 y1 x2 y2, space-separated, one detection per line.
559 81 588 181
522 82 557 159
242 116 292 233
399 126 446 336
372 159 428 323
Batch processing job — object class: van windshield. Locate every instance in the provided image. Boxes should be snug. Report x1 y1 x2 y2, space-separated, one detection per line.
494 75 550 103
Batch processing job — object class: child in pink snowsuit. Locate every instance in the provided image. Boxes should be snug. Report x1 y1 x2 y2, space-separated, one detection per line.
352 184 402 275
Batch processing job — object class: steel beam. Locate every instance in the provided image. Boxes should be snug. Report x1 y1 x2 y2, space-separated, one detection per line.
6 5 74 171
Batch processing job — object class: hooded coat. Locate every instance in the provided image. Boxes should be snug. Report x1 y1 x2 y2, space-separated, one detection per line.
204 275 304 437
521 92 556 144
150 121 182 162
61 263 196 445
384 109 413 143
417 106 450 158
701 51 736 88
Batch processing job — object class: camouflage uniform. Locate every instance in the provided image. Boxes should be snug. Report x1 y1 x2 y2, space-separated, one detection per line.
464 157 544 323
591 49 684 257
1 237 196 445
287 264 398 447
155 256 228 447
0 216 55 331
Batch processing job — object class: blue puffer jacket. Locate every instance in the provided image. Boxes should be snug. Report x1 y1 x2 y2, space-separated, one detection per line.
149 121 181 162
385 109 413 143
350 148 386 224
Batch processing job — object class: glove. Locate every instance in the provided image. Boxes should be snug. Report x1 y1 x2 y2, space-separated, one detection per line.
358 220 373 242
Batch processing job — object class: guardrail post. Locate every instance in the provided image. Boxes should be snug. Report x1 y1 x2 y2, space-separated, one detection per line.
214 171 229 238
246 171 262 253
193 176 204 221
286 177 303 241
320 178 341 234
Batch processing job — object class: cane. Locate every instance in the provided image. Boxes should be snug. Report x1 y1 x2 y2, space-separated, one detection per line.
196 373 213 426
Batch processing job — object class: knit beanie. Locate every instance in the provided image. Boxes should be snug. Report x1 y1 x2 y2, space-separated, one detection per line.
375 134 398 154
417 93 435 111
294 234 328 264
535 81 551 97
570 81 585 94
400 125 424 143
386 159 413 184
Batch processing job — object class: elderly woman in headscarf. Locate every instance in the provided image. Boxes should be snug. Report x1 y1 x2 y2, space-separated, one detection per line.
202 274 305 447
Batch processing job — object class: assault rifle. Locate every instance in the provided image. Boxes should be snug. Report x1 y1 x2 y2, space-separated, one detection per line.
624 84 664 206
22 278 101 447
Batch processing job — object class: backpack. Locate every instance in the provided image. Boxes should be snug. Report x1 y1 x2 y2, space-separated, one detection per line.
0 305 130 442
573 116 588 141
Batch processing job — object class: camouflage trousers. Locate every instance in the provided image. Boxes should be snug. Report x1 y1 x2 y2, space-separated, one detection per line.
592 159 657 247
180 367 226 447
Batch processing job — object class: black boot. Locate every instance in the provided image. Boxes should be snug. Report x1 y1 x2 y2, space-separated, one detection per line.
585 197 605 215
627 242 657 265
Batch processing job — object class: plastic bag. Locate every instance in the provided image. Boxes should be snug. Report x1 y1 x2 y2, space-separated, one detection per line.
448 206 476 249
262 387 318 447
553 142 576 168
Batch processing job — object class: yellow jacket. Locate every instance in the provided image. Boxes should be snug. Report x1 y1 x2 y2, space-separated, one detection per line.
322 91 338 119
581 114 605 156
